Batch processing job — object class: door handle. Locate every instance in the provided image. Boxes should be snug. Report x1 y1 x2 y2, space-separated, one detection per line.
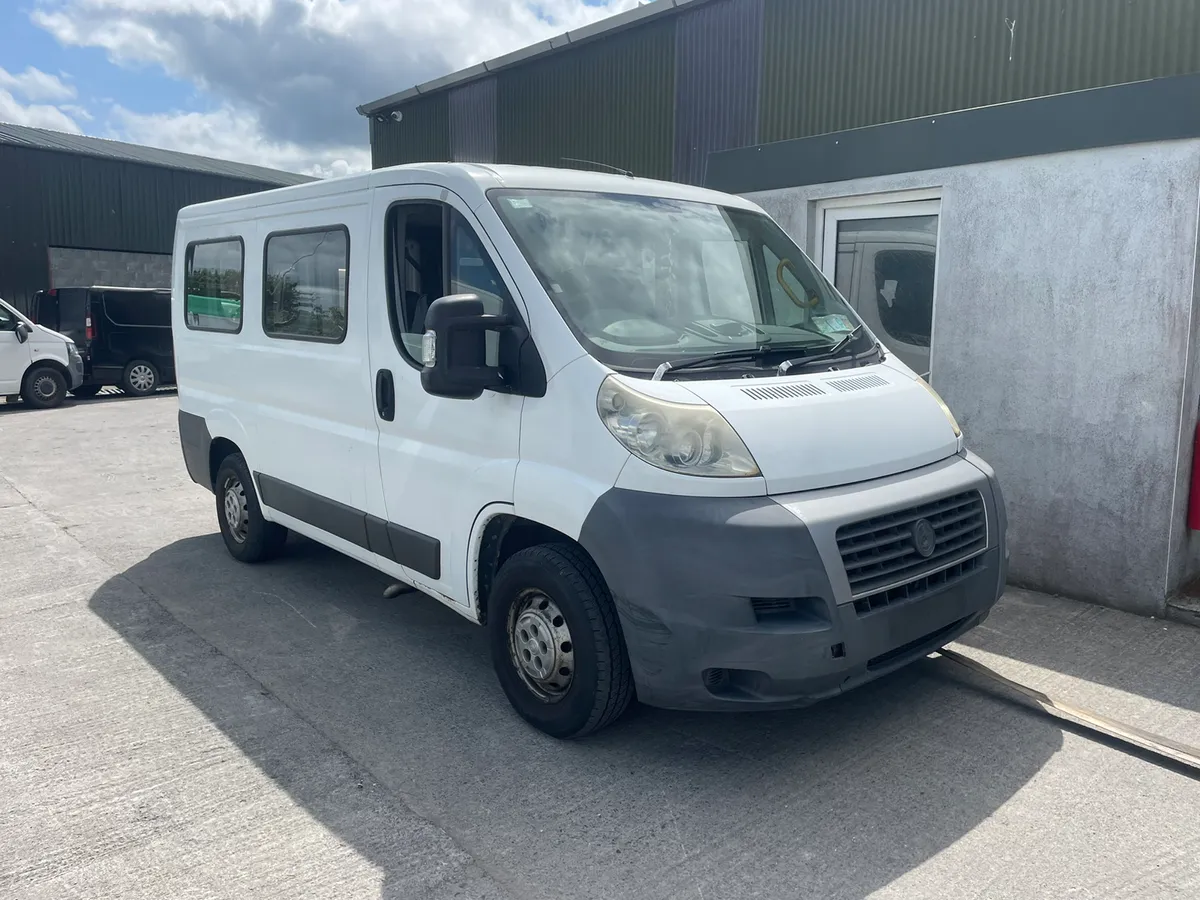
375 368 395 421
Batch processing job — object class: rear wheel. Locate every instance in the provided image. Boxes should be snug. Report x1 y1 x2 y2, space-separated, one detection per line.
488 543 633 738
214 453 288 563
21 366 67 409
122 360 158 396
70 385 102 399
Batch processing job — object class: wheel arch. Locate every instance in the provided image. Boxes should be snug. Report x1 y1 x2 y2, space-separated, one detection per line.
470 509 606 625
23 358 71 386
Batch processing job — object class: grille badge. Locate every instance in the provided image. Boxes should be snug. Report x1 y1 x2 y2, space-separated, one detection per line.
911 519 937 558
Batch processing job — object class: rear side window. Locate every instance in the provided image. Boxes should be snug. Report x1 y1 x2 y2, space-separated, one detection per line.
263 227 349 342
102 291 171 327
185 238 244 333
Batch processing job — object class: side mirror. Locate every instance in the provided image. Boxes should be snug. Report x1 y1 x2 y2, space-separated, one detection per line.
420 294 510 400
15 322 31 344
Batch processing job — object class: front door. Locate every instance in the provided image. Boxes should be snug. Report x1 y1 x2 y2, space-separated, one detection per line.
366 184 526 609
0 305 33 394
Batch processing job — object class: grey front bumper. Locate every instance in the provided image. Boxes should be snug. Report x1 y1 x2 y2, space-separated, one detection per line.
578 453 1007 711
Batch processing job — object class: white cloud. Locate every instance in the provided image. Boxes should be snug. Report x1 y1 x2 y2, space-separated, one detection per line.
0 65 83 131
0 65 77 103
108 104 370 177
29 0 640 163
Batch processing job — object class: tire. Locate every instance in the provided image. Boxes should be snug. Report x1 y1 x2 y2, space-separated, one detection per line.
488 543 633 739
21 366 68 409
214 452 289 563
122 360 159 396
70 385 102 399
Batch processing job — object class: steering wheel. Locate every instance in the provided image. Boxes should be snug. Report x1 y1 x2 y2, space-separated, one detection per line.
776 258 820 309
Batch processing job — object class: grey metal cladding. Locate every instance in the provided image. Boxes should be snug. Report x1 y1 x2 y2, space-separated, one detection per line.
758 0 1200 145
706 72 1200 194
450 77 497 164
0 143 290 313
0 122 309 185
673 0 763 186
495 17 676 181
370 92 451 168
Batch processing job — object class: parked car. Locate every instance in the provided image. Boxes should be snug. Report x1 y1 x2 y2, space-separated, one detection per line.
0 295 84 408
30 286 174 397
173 163 1008 739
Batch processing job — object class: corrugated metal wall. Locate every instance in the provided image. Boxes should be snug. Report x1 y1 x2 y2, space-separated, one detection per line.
759 0 1200 143
450 77 498 163
0 145 283 313
495 19 676 180
673 0 763 185
369 0 1200 181
370 93 451 168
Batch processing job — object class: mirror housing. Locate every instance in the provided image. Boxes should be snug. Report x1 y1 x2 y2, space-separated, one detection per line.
420 294 510 400
15 322 31 344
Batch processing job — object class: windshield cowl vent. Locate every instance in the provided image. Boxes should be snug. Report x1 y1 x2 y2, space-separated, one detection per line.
825 374 889 393
740 382 825 401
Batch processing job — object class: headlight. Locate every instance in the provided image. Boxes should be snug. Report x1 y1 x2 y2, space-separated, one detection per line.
597 375 760 477
918 377 961 437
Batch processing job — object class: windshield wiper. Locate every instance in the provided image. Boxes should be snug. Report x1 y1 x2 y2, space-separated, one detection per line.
652 345 776 381
777 325 872 376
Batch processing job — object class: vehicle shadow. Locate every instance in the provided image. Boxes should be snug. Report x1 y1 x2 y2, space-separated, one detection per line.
90 534 1061 900
0 387 176 414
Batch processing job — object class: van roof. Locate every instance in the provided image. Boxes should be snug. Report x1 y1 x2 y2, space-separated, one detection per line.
176 162 761 220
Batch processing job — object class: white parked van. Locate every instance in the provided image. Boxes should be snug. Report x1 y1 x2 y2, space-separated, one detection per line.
173 164 1007 738
0 296 84 408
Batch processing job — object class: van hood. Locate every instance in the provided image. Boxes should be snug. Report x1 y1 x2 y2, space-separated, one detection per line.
32 323 71 344
679 360 960 494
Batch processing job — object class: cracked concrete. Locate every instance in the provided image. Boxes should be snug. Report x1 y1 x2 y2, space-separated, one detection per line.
2 394 1199 899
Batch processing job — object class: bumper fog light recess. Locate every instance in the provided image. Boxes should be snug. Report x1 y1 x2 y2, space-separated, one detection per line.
702 668 730 692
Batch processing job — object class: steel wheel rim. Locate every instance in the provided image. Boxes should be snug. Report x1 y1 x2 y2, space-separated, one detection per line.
222 475 249 543
32 375 57 401
129 365 155 392
508 589 575 702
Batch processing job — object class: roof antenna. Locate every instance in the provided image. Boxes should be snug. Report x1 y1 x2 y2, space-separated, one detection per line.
561 157 635 178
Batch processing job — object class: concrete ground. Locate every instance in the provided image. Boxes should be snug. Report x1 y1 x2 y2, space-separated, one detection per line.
2 394 1198 899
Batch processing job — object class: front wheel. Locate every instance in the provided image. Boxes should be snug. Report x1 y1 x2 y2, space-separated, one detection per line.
21 366 68 409
214 453 288 563
488 544 633 739
122 360 159 396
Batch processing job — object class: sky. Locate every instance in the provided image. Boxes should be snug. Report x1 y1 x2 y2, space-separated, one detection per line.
0 0 640 177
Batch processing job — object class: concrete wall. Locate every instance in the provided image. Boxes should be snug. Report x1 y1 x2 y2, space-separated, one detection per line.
750 140 1200 616
48 247 171 290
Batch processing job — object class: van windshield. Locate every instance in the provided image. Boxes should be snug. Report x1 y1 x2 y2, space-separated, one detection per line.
490 189 871 373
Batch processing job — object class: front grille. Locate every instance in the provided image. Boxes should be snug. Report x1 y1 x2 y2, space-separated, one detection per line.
837 491 987 598
854 556 983 616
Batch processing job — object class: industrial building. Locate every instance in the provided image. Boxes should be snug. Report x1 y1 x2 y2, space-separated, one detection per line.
358 0 1200 619
0 123 310 314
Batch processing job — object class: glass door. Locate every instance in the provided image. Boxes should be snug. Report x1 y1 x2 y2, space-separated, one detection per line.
819 199 941 379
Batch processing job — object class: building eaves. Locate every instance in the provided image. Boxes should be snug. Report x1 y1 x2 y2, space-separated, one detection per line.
0 121 314 186
357 0 711 117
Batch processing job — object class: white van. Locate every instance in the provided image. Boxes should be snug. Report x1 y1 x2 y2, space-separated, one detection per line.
0 296 84 408
172 164 1007 738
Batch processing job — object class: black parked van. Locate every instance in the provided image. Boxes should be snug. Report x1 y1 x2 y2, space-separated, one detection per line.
30 287 174 397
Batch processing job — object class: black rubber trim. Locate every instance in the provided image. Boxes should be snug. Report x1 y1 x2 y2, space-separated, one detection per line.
253 471 442 577
387 522 441 580
177 411 212 491
706 72 1200 194
257 473 368 548
364 514 393 559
